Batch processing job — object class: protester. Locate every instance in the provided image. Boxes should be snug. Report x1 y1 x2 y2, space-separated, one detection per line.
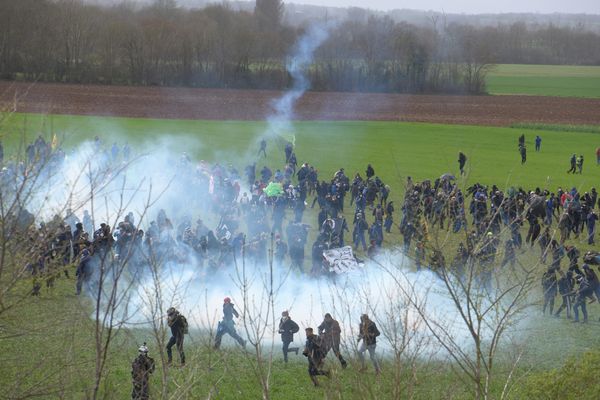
278 310 300 363
166 307 187 366
131 343 155 400
357 314 381 374
214 297 246 349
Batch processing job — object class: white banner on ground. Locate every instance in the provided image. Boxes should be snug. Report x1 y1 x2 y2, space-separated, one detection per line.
323 246 362 274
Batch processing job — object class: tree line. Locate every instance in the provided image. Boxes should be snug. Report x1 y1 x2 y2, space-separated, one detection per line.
0 0 599 94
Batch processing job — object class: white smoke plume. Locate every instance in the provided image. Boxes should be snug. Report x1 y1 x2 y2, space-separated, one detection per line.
263 23 332 146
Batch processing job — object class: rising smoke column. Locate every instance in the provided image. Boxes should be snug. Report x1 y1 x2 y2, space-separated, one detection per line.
264 23 331 144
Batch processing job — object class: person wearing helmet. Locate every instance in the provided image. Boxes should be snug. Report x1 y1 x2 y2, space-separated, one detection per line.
214 297 246 349
131 342 155 400
166 307 187 366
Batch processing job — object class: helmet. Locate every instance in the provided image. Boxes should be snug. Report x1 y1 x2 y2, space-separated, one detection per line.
138 343 148 353
224 297 231 303
167 307 176 315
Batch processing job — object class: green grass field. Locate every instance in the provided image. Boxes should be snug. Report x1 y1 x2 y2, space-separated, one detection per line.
3 112 600 192
2 112 600 399
486 64 600 98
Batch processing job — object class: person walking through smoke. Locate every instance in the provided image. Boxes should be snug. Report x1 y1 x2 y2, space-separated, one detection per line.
214 297 246 349
258 139 267 158
302 327 330 386
357 314 381 374
166 307 188 366
278 310 300 362
131 343 155 400
318 313 348 368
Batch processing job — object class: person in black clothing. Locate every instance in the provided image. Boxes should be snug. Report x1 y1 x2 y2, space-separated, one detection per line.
214 297 246 349
318 313 347 368
357 314 380 374
542 268 557 315
567 154 577 174
554 270 573 319
258 139 267 158
583 264 600 302
384 201 394 233
284 142 293 163
75 248 92 295
365 164 374 180
302 327 330 386
572 274 592 323
458 152 467 175
166 307 187 366
131 343 155 400
520 145 527 164
278 310 300 362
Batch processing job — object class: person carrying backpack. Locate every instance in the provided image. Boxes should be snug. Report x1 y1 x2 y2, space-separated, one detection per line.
166 307 187 366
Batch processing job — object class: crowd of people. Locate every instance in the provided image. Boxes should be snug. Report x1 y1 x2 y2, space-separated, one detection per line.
4 132 600 398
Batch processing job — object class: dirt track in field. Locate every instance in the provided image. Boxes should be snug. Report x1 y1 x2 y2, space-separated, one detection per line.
1 81 599 126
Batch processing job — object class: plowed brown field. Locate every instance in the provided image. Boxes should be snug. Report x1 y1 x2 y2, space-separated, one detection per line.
1 81 599 126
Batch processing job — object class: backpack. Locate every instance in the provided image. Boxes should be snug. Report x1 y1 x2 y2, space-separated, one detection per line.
180 315 189 334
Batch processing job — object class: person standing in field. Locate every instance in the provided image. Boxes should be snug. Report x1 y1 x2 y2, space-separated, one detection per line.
577 155 584 174
258 138 267 158
131 343 155 400
458 152 467 175
166 307 187 366
535 135 542 152
596 147 600 165
567 154 577 173
520 145 527 164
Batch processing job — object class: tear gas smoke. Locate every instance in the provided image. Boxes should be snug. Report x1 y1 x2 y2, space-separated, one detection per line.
18 134 530 360
262 23 332 148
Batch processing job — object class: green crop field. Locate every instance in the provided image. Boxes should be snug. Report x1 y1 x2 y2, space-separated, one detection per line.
2 112 600 399
486 64 600 98
2 112 600 191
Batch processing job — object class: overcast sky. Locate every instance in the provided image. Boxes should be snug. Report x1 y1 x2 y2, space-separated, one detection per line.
292 0 600 14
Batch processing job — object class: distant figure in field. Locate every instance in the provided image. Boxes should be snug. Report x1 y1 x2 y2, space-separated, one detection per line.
567 154 577 173
258 139 267 158
577 154 584 174
535 135 542 152
596 147 600 165
520 145 527 164
365 164 375 180
458 152 467 175
518 134 525 148
285 141 293 163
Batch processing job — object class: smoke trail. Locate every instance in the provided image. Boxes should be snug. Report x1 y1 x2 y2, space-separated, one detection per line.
264 23 331 145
